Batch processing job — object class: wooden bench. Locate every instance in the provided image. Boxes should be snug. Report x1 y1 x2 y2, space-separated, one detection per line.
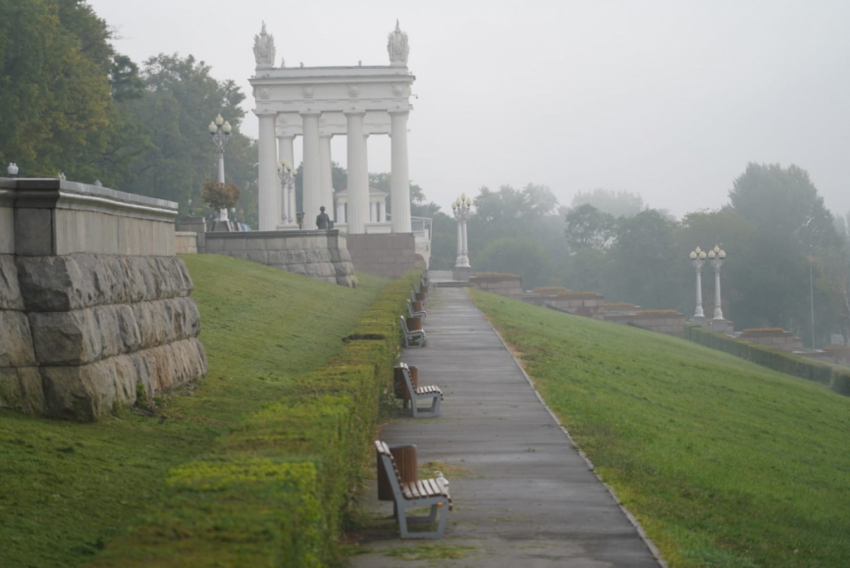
396 362 442 417
407 299 427 319
375 440 451 539
410 290 427 307
400 315 425 347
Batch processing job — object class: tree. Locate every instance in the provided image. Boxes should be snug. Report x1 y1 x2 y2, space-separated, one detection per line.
0 0 142 180
726 164 846 345
475 238 552 289
571 188 645 218
116 54 257 222
565 204 616 251
729 163 840 250
608 209 679 308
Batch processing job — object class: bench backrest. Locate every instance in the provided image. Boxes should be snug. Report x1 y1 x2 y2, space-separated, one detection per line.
396 362 415 397
375 440 405 500
400 363 415 396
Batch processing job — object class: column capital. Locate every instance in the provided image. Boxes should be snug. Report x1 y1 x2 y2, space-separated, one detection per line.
299 109 322 117
388 109 410 116
253 109 278 118
343 110 366 117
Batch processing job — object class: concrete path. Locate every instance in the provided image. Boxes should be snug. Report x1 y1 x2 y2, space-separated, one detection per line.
350 276 662 567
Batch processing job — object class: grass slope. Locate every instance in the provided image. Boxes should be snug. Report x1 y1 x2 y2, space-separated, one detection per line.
0 255 385 568
470 289 850 568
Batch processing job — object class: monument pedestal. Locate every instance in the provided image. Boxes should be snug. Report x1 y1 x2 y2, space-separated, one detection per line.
453 266 473 282
691 315 708 327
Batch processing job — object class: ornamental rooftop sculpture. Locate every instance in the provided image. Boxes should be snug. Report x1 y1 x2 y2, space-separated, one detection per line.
387 19 410 66
254 22 276 69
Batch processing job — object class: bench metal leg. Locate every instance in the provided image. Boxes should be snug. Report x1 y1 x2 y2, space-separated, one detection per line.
411 393 440 418
397 500 448 539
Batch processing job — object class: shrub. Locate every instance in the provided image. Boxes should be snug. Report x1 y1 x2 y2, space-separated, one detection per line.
685 326 848 396
90 269 423 567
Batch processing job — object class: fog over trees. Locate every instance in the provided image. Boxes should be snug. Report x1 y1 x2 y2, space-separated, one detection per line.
2 0 849 346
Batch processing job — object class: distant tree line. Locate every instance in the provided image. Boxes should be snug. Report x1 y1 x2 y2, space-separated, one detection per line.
440 166 848 348
0 0 258 226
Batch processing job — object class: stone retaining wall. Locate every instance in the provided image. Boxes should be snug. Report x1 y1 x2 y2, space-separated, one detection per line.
176 231 198 254
739 330 802 352
605 312 686 336
204 230 356 287
469 274 523 300
0 178 206 421
346 233 416 279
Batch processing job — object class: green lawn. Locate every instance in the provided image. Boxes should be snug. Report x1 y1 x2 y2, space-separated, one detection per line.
470 289 850 568
0 255 385 568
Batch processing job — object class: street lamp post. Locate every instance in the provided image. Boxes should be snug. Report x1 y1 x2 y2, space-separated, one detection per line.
277 159 294 225
708 245 726 321
690 246 707 324
452 194 473 281
208 114 232 221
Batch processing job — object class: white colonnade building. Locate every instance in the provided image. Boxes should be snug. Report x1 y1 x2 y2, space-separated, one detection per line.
250 21 415 234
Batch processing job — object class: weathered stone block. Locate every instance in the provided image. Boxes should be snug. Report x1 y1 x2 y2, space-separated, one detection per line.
267 250 284 265
246 250 269 264
0 368 23 410
0 206 13 254
223 238 246 252
0 255 24 310
204 237 224 252
41 338 206 422
17 367 45 414
17 254 193 311
0 311 36 367
15 208 54 256
265 238 286 251
288 250 307 264
245 238 266 251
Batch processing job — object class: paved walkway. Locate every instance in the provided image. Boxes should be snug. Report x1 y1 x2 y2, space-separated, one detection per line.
351 276 662 567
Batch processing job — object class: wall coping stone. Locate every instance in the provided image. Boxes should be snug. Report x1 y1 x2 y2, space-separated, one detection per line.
0 178 177 222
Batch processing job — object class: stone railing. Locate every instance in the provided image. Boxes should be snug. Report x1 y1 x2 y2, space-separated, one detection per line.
0 178 207 421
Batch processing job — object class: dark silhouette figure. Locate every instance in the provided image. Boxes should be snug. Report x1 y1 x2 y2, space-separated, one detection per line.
316 206 330 230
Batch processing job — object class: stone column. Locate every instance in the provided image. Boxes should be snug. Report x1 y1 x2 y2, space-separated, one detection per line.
257 112 278 231
462 219 469 266
345 112 369 234
390 111 412 233
301 112 321 228
378 201 386 223
320 134 334 215
277 135 295 225
336 203 345 224
371 201 378 223
456 219 463 264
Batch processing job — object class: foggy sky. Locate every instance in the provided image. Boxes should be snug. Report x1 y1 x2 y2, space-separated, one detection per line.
87 0 850 219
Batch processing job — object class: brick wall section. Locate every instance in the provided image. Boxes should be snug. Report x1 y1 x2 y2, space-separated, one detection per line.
204 230 356 287
346 233 415 279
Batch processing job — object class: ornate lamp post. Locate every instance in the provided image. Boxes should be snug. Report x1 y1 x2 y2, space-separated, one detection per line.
689 246 707 323
452 194 473 281
708 245 726 321
208 114 232 221
7 163 19 178
277 159 294 225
